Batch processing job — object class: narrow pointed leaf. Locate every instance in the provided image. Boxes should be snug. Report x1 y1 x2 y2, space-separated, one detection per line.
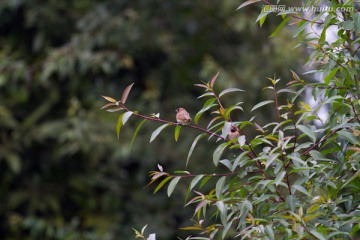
130 119 147 150
213 143 227 166
197 92 215 99
292 184 311 197
150 123 171 143
309 230 326 240
195 200 209 215
215 176 226 199
167 176 181 197
102 95 117 103
270 16 290 37
101 102 117 109
251 100 274 112
220 122 232 140
187 133 206 166
209 72 219 88
297 125 316 142
194 98 216 124
154 176 172 194
236 0 261 10
106 106 124 112
141 225 147 235
116 112 126 139
354 12 360 35
275 171 286 186
219 88 244 98
265 153 279 169
174 125 182 142
121 83 134 104
194 83 209 89
286 195 298 212
190 175 204 191
122 111 133 125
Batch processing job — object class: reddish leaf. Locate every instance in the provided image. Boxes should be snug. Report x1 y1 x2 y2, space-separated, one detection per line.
106 106 124 112
121 83 134 104
194 84 208 89
102 95 117 103
101 102 117 109
195 200 210 214
209 72 219 88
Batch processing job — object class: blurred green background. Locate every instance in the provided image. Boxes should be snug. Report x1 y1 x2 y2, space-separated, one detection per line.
0 0 303 239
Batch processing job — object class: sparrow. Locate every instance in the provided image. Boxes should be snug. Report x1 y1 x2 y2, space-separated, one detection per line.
228 125 240 140
176 107 191 125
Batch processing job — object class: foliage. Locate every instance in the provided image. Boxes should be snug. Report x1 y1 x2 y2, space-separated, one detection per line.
1 0 303 239
103 0 360 239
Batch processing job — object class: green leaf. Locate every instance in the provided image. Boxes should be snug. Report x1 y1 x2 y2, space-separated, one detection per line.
341 170 360 189
354 12 360 35
174 125 182 142
324 67 338 84
297 125 316 142
292 184 311 197
194 98 216 124
265 225 275 240
275 171 286 186
200 176 211 189
337 130 358 145
218 88 244 98
116 112 126 139
289 156 308 168
121 82 134 104
154 176 172 194
251 100 274 112
130 119 147 150
213 143 227 166
270 16 290 37
122 111 133 125
339 20 354 30
309 230 326 240
216 200 225 214
286 195 297 212
216 176 226 199
190 175 204 191
167 176 181 197
294 142 312 152
150 123 171 143
255 9 272 27
236 0 261 10
322 95 343 105
243 200 253 211
187 133 206 166
265 153 279 170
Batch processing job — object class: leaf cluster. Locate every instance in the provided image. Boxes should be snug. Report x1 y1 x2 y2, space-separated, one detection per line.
103 0 360 239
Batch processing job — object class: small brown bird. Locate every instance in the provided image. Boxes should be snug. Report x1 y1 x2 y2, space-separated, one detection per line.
228 125 240 140
176 107 191 125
